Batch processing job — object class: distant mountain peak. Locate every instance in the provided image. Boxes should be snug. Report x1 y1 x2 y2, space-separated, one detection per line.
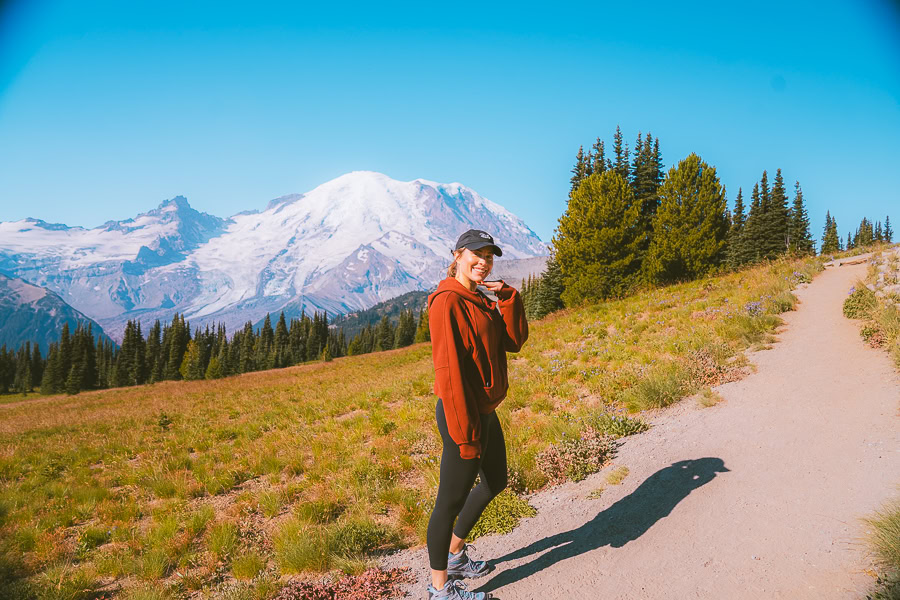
0 171 547 342
157 195 191 210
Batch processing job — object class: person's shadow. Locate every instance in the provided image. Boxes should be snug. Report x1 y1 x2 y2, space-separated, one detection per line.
477 457 730 594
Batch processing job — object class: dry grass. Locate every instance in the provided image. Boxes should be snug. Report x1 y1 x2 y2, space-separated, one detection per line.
698 388 725 408
605 466 630 486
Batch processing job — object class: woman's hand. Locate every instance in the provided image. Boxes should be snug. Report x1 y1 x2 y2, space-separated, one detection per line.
479 280 505 294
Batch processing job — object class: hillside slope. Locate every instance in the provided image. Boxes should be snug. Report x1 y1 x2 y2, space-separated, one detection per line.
383 255 900 599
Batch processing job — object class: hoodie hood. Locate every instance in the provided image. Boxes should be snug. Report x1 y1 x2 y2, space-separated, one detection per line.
427 277 495 311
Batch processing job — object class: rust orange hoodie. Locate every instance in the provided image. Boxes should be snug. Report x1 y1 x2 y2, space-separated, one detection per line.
427 277 529 459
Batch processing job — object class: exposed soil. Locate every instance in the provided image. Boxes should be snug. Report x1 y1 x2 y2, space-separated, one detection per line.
381 255 900 599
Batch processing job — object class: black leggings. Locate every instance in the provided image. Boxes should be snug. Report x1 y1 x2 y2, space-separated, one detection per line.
426 397 508 570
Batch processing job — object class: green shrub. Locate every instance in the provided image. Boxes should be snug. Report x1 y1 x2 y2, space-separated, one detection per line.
867 497 900 573
208 522 240 561
273 517 401 574
767 291 796 314
606 466 630 485
876 304 900 342
274 521 329 573
257 490 284 518
467 490 537 540
186 505 214 537
121 584 174 600
506 449 546 494
76 526 110 558
723 313 780 345
295 499 345 524
32 564 100 600
586 413 649 438
329 519 400 556
622 362 696 411
231 551 266 580
136 548 171 580
862 323 886 347
844 284 877 319
865 495 900 600
536 428 616 484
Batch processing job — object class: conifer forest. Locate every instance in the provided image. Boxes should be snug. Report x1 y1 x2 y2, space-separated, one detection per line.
1 127 892 396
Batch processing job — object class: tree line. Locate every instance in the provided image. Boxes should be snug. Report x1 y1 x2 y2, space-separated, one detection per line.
0 307 432 396
520 126 892 319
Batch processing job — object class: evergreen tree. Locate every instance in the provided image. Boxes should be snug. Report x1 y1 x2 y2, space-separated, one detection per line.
643 153 730 283
764 169 790 257
13 343 31 394
374 314 395 352
394 309 416 348
740 183 763 263
553 170 642 304
258 314 275 368
789 181 814 255
726 188 746 268
239 321 256 373
856 217 875 247
95 338 109 389
875 221 883 242
570 146 588 192
0 346 12 394
58 323 73 386
131 321 147 385
30 343 43 391
590 138 607 175
535 254 565 318
821 212 840 254
205 355 223 379
631 131 661 255
750 172 773 259
289 317 305 363
180 340 205 380
846 231 853 250
164 314 190 380
41 345 62 394
414 309 430 343
885 216 893 243
612 125 630 181
274 312 289 367
114 321 135 387
65 363 82 396
347 333 362 356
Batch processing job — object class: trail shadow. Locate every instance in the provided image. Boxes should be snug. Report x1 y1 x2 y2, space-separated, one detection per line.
478 457 730 594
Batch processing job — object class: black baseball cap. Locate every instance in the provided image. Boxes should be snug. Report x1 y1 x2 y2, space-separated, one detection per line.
454 229 503 257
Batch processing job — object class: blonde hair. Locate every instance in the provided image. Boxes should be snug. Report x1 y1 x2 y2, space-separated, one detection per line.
447 249 463 278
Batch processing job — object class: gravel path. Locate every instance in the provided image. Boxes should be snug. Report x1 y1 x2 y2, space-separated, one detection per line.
381 255 900 599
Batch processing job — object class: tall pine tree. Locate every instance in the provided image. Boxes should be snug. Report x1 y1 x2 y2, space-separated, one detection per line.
553 170 642 304
643 153 730 283
789 181 814 255
612 125 630 181
726 188 746 268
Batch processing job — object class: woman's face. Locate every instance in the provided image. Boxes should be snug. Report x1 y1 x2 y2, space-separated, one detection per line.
456 246 494 284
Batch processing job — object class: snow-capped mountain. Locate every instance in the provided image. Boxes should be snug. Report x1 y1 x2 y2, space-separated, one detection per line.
0 172 548 340
0 272 113 355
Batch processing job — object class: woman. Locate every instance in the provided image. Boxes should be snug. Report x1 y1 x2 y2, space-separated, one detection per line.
424 229 529 600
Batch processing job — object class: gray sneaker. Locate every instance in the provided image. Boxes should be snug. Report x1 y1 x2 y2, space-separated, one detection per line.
426 579 491 600
447 544 493 579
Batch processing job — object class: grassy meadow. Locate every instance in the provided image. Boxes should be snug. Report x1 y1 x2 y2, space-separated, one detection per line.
0 257 823 599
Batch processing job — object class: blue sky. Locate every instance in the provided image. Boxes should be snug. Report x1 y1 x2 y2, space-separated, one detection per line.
1 0 898 245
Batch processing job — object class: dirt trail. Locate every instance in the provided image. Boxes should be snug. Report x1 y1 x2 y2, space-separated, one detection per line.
382 256 900 599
